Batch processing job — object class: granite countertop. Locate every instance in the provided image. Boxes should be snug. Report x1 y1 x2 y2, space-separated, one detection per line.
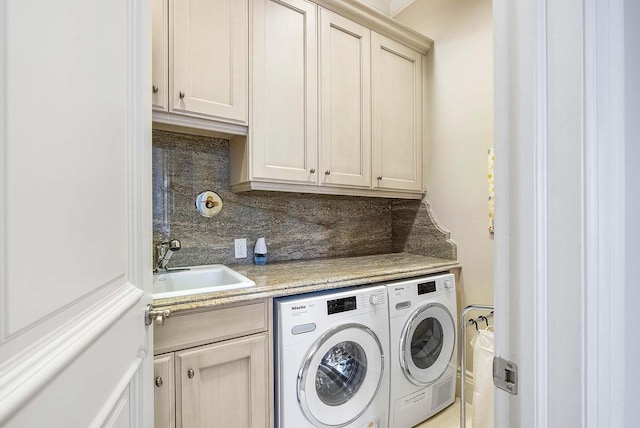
152 253 460 314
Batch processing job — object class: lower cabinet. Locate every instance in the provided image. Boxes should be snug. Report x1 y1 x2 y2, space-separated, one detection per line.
154 354 176 428
176 333 268 428
153 300 270 428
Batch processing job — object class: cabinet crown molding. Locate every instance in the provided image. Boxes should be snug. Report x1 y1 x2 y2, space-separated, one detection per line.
314 0 433 53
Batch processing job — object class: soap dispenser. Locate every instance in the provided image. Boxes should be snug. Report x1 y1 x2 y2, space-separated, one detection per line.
254 237 267 265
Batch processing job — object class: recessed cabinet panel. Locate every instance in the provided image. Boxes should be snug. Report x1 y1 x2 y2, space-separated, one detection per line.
251 0 318 183
171 0 248 123
320 9 371 188
176 334 268 428
372 32 423 192
152 0 169 111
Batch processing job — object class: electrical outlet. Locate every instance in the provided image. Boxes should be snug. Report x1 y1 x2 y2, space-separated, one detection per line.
234 238 247 258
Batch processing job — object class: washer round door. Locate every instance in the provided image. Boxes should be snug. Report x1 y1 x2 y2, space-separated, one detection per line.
297 323 385 428
400 302 455 386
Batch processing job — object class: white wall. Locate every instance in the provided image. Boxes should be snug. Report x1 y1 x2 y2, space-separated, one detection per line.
395 0 494 374
391 0 416 16
360 0 391 15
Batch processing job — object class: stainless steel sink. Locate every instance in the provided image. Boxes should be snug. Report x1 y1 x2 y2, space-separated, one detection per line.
153 265 255 299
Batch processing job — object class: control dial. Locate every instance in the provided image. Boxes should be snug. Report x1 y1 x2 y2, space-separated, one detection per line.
369 294 380 305
444 279 453 289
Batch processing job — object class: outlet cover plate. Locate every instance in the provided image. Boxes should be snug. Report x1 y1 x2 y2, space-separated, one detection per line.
234 239 247 258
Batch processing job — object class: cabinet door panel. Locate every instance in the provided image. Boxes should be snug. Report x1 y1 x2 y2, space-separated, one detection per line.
372 32 423 192
320 9 371 188
251 0 318 183
154 354 176 428
176 334 268 428
152 0 169 111
171 0 248 123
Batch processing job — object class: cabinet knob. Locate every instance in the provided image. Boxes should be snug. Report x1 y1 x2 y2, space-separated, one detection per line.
152 85 159 93
155 376 163 387
187 369 195 379
325 170 331 176
310 169 316 174
377 176 383 181
179 91 185 99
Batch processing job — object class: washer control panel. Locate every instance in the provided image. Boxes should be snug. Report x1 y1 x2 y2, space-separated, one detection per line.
386 273 455 315
327 295 357 315
280 288 386 320
276 286 388 344
417 280 437 295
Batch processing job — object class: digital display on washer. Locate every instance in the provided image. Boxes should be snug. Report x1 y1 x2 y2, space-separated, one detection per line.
417 281 437 295
327 296 357 315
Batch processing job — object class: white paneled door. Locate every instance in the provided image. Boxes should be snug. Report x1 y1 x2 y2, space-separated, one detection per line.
494 0 639 426
0 0 153 426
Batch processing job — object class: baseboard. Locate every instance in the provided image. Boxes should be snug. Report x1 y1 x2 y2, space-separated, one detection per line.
457 368 474 404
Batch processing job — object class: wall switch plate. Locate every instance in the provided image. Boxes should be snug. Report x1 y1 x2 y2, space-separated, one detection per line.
234 239 247 258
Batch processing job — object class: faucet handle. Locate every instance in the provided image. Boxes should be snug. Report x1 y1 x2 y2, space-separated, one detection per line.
166 239 181 251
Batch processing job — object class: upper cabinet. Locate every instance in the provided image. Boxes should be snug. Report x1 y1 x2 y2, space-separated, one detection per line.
170 0 248 123
153 0 249 134
249 0 318 184
152 0 169 111
372 32 424 192
154 0 432 198
319 9 371 189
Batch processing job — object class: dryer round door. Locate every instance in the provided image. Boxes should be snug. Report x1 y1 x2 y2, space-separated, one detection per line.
297 322 385 428
400 302 455 386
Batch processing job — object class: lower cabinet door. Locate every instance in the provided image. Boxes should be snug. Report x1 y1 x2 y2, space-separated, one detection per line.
176 333 268 428
155 353 176 428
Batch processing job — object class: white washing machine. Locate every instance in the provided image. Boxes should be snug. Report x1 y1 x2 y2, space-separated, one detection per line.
275 286 390 428
386 273 457 428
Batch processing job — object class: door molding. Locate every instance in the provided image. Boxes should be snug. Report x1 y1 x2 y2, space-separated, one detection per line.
0 285 143 424
532 0 549 425
496 0 630 426
583 0 626 426
494 0 584 425
92 354 145 427
493 0 540 424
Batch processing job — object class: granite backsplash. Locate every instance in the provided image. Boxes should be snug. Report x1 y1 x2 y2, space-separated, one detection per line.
152 130 456 267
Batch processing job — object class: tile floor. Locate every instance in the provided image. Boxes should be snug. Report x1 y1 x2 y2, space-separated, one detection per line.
413 398 473 428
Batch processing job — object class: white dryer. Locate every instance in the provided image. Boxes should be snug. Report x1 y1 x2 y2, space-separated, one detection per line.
275 286 390 428
386 273 457 428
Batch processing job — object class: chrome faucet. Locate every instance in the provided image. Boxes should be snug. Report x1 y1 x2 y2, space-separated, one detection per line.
156 239 182 272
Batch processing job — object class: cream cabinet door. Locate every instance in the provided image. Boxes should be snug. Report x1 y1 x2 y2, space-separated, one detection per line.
170 0 248 123
251 0 318 183
319 9 371 188
176 333 268 428
155 354 176 428
152 0 169 111
372 32 424 192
